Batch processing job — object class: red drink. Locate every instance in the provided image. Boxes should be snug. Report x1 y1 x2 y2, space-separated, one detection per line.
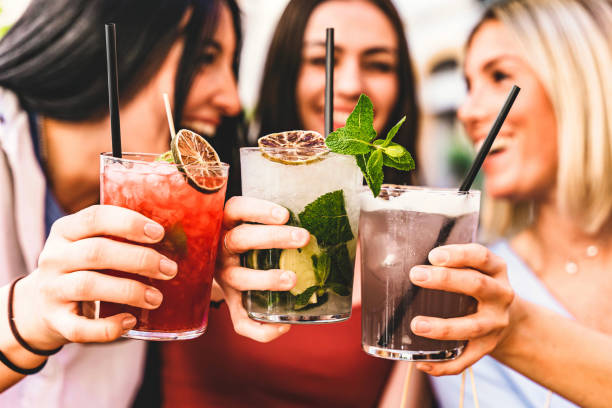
99 153 228 340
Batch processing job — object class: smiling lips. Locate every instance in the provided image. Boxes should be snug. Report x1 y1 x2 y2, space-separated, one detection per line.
474 136 512 155
183 119 218 137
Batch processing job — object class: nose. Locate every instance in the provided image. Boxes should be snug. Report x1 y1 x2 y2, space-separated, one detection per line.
213 66 241 117
457 84 489 132
334 57 363 98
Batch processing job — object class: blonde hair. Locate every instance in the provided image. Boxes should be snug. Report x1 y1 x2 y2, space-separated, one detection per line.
473 0 612 237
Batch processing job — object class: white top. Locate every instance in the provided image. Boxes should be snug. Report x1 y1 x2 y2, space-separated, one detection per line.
0 88 146 408
359 187 480 216
430 240 578 408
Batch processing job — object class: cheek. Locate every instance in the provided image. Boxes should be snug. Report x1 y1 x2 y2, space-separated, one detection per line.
296 66 325 128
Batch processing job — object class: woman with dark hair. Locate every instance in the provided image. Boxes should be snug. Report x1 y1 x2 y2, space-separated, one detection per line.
0 0 303 403
158 1 428 406
255 0 419 185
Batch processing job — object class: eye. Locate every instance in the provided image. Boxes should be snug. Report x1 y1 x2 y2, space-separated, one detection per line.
492 70 509 82
198 45 220 65
363 61 394 73
305 56 338 67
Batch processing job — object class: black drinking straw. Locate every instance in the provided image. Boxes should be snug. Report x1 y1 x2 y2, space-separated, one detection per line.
105 23 122 158
324 27 334 137
376 85 521 348
459 85 521 191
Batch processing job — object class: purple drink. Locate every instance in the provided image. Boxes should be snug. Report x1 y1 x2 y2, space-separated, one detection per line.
360 186 480 361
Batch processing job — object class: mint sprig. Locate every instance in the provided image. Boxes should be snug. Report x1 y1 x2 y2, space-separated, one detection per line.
325 94 415 197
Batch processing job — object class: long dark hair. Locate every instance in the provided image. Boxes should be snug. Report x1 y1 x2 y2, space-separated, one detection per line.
0 0 244 195
0 0 241 127
254 0 419 184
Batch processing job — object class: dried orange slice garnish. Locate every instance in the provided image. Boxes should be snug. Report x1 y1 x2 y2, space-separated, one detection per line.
171 129 226 193
257 130 328 165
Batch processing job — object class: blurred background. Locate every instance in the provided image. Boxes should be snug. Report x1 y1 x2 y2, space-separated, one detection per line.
0 0 488 188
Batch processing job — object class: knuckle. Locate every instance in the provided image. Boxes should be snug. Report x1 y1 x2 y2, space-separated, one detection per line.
79 205 101 231
474 244 490 265
64 323 84 343
121 281 141 303
81 240 102 264
71 272 95 299
103 323 118 342
471 274 487 293
503 286 515 305
471 319 484 336
437 267 451 285
135 248 155 271
439 323 451 338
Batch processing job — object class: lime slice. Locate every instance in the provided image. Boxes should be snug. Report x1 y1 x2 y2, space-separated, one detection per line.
258 130 327 165
171 129 226 193
279 235 321 296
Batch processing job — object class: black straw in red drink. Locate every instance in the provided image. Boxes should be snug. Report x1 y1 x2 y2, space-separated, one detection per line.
325 27 334 137
105 23 122 158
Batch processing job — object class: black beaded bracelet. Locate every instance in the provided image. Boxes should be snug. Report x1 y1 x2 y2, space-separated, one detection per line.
0 349 47 375
8 276 63 357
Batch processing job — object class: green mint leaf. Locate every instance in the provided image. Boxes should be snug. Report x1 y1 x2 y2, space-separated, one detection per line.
355 153 373 190
294 286 318 310
155 150 175 163
314 252 331 286
383 149 415 172
327 243 353 286
328 282 350 297
299 190 354 247
383 142 408 158
325 128 372 155
366 149 384 197
346 94 377 142
381 116 406 147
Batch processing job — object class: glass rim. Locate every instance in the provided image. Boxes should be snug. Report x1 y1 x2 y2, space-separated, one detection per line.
100 152 230 171
239 146 331 153
376 184 481 196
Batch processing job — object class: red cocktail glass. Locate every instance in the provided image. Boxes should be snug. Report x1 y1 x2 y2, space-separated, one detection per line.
98 152 228 340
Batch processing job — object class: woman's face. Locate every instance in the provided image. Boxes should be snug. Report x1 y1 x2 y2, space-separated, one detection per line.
459 20 558 201
125 3 240 153
296 0 399 136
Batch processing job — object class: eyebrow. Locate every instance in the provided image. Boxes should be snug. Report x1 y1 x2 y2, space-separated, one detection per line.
303 41 397 55
481 54 523 71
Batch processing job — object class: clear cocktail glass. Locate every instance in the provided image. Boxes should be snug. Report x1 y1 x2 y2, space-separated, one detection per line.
360 185 480 360
240 145 363 323
98 152 229 340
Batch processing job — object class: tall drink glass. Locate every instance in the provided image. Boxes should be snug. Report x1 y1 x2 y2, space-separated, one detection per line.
360 185 480 360
240 146 363 323
98 153 228 340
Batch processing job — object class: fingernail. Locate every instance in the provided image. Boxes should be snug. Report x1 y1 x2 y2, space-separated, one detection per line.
145 288 163 306
418 363 432 372
122 316 137 330
412 318 431 333
144 223 164 240
291 230 307 243
272 207 287 222
280 271 295 287
429 248 449 265
159 258 177 277
410 267 428 282
278 325 290 334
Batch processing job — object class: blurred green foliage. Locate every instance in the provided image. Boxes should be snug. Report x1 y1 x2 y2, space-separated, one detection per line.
0 6 11 38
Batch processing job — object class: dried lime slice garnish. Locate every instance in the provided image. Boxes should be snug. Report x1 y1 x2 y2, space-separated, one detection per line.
171 129 226 193
258 130 328 165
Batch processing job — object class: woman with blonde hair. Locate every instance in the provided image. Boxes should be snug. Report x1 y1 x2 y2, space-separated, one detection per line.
409 0 612 406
